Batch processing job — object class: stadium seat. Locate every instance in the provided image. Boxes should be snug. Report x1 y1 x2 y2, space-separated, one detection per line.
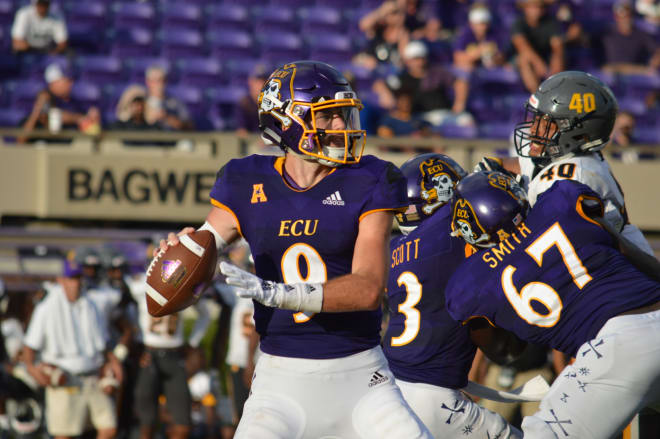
251 5 297 34
159 29 206 58
0 0 14 28
110 27 156 58
66 2 107 28
0 53 20 81
306 33 354 64
76 55 124 83
112 2 157 29
8 80 45 112
160 3 203 31
71 81 102 108
299 6 344 33
256 31 305 65
206 29 256 60
478 122 515 140
166 84 204 115
224 58 267 85
270 0 309 7
126 57 173 83
206 3 251 32
206 85 248 127
176 57 223 87
67 22 106 54
436 123 478 139
0 108 28 127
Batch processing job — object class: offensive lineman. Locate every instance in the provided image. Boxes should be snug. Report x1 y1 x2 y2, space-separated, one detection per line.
160 61 431 438
383 153 522 438
447 171 660 438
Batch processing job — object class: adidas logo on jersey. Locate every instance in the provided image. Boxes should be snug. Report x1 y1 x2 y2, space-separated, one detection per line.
368 370 389 387
322 191 345 206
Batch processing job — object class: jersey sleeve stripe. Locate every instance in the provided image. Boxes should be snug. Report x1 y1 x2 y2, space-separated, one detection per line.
210 199 244 237
359 207 407 222
463 315 497 327
575 194 604 227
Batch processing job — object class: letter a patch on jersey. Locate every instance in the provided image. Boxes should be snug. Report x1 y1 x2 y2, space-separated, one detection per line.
251 183 268 203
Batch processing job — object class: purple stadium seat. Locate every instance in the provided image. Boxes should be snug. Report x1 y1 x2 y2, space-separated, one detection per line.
160 3 203 31
166 84 204 114
71 81 102 108
271 0 309 7
160 29 205 58
66 2 107 28
307 33 353 61
224 58 266 85
0 54 20 80
478 122 515 140
634 127 660 145
251 5 297 33
299 6 344 33
0 108 28 127
112 2 156 29
206 3 251 32
206 29 256 59
111 27 155 58
207 85 248 125
0 0 14 27
67 22 105 54
176 57 223 87
436 123 478 139
256 31 305 64
618 73 660 98
126 57 173 83
76 55 124 83
9 80 46 111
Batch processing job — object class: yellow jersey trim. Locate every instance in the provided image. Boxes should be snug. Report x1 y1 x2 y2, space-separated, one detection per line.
462 315 497 327
359 207 406 222
273 157 337 192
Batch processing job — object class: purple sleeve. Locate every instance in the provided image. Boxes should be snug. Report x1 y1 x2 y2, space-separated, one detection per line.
361 162 407 217
453 27 472 51
209 160 236 209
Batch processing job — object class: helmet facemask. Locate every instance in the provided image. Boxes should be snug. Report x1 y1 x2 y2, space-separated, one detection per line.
290 93 366 167
514 104 565 163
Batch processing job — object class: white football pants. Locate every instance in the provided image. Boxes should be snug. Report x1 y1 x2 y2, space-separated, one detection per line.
396 379 522 438
522 309 660 438
234 346 432 439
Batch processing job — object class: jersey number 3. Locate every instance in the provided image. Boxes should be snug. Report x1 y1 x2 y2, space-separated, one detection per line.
390 271 422 346
502 222 592 327
281 243 327 323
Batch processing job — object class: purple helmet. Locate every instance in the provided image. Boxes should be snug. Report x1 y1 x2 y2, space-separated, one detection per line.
396 153 466 233
450 171 529 248
258 61 366 167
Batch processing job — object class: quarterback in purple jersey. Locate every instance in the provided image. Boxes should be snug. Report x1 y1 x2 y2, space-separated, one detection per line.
383 154 522 438
446 171 660 438
160 61 431 438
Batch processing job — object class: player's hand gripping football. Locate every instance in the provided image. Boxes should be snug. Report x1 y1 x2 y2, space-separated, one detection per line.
219 261 323 313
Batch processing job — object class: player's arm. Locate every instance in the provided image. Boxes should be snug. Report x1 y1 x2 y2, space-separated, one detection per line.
321 210 393 311
220 211 395 313
466 317 527 365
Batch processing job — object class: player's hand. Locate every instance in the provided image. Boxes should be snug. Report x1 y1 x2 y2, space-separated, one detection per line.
219 262 281 308
473 157 523 185
154 227 196 256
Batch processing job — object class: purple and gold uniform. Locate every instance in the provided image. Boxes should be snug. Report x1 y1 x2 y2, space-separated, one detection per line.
210 154 407 359
446 180 660 356
383 204 474 388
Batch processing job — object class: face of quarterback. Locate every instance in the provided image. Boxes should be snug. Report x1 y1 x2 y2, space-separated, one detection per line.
314 107 348 148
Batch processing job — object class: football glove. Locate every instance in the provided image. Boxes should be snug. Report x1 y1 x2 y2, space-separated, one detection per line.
473 156 523 185
219 261 323 313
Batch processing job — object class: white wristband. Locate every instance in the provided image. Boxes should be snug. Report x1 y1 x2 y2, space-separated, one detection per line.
113 343 129 362
198 221 227 252
278 282 324 313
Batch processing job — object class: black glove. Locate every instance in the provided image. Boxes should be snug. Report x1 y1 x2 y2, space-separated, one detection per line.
473 157 524 185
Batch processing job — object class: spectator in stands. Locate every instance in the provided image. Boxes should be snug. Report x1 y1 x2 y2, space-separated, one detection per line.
11 0 67 54
510 0 564 93
235 63 269 138
144 65 193 131
373 40 474 130
636 0 660 27
356 0 409 70
19 63 101 144
376 90 431 138
22 259 122 439
601 1 660 74
453 3 507 117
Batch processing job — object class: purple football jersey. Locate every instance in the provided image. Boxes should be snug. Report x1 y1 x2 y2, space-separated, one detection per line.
446 180 660 356
383 204 476 388
210 154 407 359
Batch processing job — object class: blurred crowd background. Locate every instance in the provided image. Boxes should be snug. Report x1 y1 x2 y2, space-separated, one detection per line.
1 0 659 438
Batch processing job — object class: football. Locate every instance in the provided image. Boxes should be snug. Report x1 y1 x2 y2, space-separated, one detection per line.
145 230 217 317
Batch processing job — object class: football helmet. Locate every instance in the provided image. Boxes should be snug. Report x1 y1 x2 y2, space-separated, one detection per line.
450 171 529 248
258 61 366 167
514 71 618 165
396 153 466 235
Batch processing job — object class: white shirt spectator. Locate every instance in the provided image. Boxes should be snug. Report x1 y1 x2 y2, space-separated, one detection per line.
23 283 108 374
11 2 67 51
225 296 254 369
